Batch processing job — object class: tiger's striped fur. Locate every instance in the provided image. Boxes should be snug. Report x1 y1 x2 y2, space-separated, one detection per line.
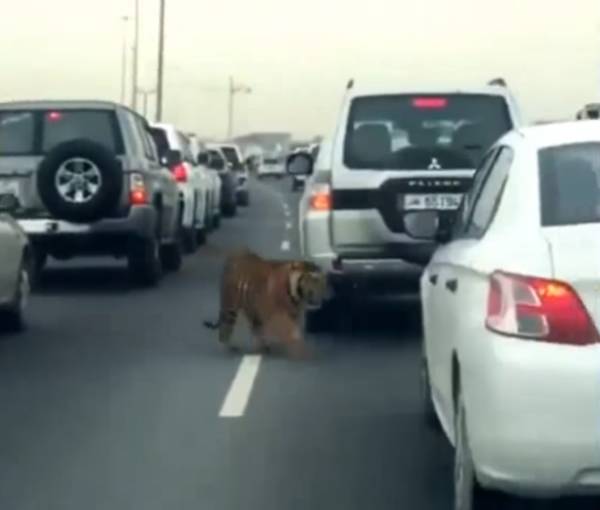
203 249 327 356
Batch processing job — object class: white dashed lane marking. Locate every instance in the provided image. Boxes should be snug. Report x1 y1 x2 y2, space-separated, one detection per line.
219 355 262 418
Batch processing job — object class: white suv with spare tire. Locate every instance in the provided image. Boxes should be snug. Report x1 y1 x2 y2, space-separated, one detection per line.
0 100 183 287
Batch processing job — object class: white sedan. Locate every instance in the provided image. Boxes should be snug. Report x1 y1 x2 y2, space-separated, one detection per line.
406 121 600 509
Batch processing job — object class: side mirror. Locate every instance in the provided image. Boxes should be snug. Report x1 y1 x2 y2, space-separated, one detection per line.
286 152 313 176
0 194 19 214
163 149 180 167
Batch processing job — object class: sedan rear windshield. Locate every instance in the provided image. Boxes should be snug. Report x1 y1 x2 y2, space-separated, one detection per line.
0 109 123 155
343 94 512 170
539 142 600 226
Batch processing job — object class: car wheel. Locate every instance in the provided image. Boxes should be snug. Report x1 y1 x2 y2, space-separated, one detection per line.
128 237 162 287
454 390 499 510
223 202 237 217
160 233 183 272
421 352 441 430
237 191 249 207
182 227 198 254
305 300 336 333
0 265 30 332
37 139 123 223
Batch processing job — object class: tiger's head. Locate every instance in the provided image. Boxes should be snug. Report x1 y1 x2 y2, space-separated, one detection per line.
287 262 328 307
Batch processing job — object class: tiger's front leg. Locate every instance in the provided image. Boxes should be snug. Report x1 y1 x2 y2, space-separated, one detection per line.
278 315 313 360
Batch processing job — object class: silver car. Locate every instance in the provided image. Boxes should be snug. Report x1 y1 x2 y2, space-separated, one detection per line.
0 195 30 331
288 79 524 331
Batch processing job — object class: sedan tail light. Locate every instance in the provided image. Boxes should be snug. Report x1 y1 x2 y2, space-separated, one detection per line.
171 163 188 183
309 184 332 211
129 173 148 205
486 271 600 346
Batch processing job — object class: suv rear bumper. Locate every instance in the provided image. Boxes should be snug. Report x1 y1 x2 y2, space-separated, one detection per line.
17 205 158 257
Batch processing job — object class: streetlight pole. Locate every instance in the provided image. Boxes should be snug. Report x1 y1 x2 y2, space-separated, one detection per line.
131 0 140 110
227 76 252 139
120 16 129 104
156 0 166 121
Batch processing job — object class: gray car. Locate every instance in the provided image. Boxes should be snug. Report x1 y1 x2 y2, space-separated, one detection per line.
287 79 524 331
0 195 30 331
0 100 182 287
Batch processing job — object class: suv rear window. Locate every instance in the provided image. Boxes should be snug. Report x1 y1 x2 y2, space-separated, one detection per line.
343 94 512 170
0 112 35 154
539 142 600 226
42 110 122 154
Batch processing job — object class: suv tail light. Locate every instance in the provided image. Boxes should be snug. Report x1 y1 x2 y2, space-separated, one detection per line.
129 173 148 205
309 183 332 211
485 271 600 346
171 163 188 183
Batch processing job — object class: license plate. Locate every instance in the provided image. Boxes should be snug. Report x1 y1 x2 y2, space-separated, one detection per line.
403 193 462 210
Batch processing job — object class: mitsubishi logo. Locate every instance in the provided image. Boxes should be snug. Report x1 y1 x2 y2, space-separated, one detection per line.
428 158 442 170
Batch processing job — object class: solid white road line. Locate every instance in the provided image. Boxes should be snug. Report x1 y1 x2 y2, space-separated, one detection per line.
219 355 262 418
281 240 291 251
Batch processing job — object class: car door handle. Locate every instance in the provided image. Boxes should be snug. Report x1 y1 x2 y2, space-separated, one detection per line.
445 279 458 293
429 274 438 285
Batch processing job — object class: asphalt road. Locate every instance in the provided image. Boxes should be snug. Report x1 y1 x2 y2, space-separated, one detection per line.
0 178 593 510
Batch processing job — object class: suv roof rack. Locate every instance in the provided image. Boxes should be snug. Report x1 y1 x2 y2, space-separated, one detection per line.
488 77 507 87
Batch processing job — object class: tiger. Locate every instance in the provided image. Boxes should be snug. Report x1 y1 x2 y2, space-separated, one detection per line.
203 249 328 358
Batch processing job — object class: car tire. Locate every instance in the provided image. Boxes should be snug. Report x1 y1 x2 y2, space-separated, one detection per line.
128 237 162 287
421 352 441 430
304 300 336 333
37 139 123 223
161 235 183 272
183 227 198 254
238 191 249 207
454 389 500 510
0 265 30 332
223 202 237 217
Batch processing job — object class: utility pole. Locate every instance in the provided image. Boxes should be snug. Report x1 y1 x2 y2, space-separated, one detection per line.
138 88 157 117
131 0 140 110
227 76 252 139
120 16 129 104
156 0 166 121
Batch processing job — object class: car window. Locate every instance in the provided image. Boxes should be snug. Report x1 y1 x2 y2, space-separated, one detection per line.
343 94 511 170
0 111 35 154
539 142 600 226
450 147 499 238
178 132 195 163
42 110 123 154
221 146 243 169
463 145 514 238
133 117 157 161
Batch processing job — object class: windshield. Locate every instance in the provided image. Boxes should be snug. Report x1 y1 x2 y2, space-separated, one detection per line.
539 142 600 226
149 127 170 159
343 94 511 170
221 146 243 169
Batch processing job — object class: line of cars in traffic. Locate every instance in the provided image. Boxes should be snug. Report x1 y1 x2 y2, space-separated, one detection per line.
0 99 250 332
286 78 600 508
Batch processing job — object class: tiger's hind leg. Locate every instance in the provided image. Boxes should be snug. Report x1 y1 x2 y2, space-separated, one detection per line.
249 317 271 354
219 308 240 351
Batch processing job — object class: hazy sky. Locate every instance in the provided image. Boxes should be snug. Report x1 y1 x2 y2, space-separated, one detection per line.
1 0 598 139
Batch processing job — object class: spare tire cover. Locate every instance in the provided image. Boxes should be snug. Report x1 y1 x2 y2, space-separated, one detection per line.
37 138 124 223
